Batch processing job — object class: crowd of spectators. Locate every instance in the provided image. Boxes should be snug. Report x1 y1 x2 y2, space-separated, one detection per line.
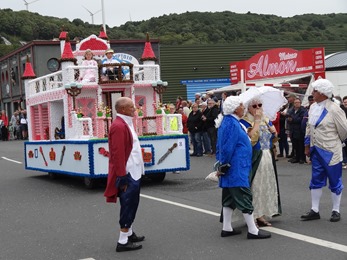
174 90 347 172
0 109 28 141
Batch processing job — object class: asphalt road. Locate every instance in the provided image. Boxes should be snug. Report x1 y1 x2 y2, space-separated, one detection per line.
1 140 347 260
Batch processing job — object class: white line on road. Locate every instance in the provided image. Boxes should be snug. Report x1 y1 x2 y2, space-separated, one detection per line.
262 227 347 253
140 193 220 216
140 193 347 253
1 157 22 164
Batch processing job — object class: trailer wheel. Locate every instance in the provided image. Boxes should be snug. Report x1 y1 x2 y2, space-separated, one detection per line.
48 172 58 179
84 177 96 189
148 172 166 183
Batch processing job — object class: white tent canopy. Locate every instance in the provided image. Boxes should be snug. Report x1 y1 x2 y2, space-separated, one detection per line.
210 73 314 94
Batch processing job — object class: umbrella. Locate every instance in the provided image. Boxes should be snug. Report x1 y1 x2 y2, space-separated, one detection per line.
239 86 288 121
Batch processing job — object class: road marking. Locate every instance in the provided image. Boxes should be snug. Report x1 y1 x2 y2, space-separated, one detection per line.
141 193 347 253
1 157 22 164
140 194 220 216
262 227 347 253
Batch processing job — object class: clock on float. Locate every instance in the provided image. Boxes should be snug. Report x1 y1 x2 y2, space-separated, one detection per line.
47 58 60 72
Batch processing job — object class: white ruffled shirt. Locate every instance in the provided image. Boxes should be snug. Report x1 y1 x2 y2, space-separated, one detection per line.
308 100 327 126
117 114 144 180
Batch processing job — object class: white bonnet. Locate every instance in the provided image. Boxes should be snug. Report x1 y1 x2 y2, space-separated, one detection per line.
223 96 242 115
312 78 334 98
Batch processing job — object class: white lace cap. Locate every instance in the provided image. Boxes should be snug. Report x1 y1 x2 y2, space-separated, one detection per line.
312 78 334 98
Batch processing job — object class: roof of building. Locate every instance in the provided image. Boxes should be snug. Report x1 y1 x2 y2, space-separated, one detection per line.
325 51 347 69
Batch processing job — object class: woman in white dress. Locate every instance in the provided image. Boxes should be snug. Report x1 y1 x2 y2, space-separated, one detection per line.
240 98 282 227
79 49 98 82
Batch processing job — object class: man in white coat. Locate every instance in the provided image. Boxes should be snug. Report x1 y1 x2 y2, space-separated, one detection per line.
302 78 347 222
102 49 121 80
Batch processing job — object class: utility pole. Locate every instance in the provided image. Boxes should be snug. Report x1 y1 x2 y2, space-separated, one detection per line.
101 0 106 32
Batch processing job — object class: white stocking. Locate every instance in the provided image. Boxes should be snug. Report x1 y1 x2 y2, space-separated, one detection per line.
311 188 323 213
222 207 233 231
243 213 259 235
331 192 342 212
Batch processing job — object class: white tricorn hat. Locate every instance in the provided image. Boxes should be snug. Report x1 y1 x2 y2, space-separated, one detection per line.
312 78 334 98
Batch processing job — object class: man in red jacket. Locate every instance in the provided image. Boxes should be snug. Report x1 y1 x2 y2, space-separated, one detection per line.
1 110 9 141
104 97 145 252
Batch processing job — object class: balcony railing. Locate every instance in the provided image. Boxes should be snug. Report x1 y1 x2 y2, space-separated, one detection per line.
27 63 161 99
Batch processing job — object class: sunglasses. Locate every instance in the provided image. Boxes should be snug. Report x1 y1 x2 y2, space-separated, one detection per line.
252 103 263 109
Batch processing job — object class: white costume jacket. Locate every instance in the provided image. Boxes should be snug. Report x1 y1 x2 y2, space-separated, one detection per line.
305 99 347 165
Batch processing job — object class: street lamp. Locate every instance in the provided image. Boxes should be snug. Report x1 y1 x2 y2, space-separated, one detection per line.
65 82 83 110
152 80 168 104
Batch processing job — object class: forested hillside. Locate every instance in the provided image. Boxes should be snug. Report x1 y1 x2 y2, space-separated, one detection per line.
0 8 346 56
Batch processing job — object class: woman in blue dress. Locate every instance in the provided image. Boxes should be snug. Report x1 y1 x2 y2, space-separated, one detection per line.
216 96 271 239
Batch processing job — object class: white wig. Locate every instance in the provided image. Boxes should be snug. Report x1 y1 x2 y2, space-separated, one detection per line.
312 78 334 98
215 96 242 128
223 96 242 115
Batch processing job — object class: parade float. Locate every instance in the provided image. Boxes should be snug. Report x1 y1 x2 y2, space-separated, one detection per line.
23 30 190 188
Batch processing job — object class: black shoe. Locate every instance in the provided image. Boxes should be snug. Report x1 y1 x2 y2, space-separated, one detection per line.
299 160 305 164
287 154 293 158
301 209 320 221
221 229 242 237
116 241 142 252
277 154 284 157
330 211 341 222
291 160 299 163
128 232 145 243
247 230 271 239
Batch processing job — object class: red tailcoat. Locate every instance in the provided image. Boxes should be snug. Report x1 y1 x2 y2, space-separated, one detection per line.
104 117 133 203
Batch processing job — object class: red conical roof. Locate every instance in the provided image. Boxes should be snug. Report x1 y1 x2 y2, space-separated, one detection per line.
98 26 108 40
22 55 36 79
59 26 67 40
140 33 157 62
61 36 77 62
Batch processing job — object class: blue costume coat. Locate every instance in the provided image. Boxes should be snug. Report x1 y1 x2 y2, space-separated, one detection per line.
217 115 252 188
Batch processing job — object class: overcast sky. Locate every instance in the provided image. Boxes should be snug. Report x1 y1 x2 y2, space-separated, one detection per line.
1 0 346 27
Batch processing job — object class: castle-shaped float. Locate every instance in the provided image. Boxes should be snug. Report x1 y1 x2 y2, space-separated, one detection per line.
23 29 190 187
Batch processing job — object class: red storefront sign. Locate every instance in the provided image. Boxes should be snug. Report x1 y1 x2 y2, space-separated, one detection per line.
230 47 325 84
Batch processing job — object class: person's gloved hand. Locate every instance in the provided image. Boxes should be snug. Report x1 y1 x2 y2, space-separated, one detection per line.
116 174 128 192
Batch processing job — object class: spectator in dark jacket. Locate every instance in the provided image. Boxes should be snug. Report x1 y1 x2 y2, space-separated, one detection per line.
187 103 203 157
287 98 306 164
201 102 212 154
205 98 220 154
